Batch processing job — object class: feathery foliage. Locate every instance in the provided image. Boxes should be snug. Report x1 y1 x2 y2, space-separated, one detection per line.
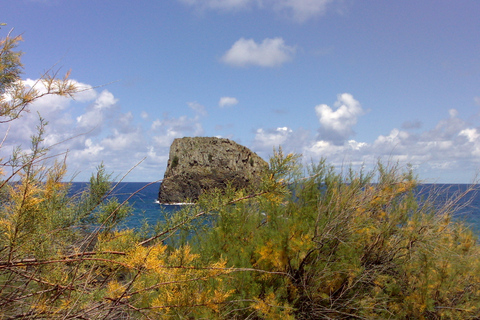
1 25 480 319
187 151 480 319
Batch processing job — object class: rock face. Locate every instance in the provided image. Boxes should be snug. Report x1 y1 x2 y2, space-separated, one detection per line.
158 137 268 203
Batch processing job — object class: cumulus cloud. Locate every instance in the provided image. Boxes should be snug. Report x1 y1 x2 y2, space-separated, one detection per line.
254 127 292 147
0 79 98 147
219 96 239 107
315 93 365 144
151 114 204 148
0 79 211 181
459 128 480 157
76 90 118 131
179 0 335 22
151 102 206 149
459 128 480 143
20 78 96 113
221 37 296 67
80 138 104 157
251 95 480 182
252 126 311 159
365 115 478 172
3 81 480 183
303 140 350 161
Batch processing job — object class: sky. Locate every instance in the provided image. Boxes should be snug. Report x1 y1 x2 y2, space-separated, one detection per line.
1 0 480 182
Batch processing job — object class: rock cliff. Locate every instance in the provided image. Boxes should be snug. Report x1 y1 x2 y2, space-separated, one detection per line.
158 137 268 203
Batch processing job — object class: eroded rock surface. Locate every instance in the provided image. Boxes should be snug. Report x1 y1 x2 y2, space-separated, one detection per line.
158 137 268 203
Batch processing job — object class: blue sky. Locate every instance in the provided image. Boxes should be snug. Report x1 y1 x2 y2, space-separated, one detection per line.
2 0 480 182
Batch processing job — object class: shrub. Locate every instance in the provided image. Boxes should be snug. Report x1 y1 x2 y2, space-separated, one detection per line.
2 25 480 319
0 26 234 319
187 150 480 319
171 155 179 168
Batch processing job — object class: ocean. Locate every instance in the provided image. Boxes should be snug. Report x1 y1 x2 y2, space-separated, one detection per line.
70 182 480 234
69 182 177 230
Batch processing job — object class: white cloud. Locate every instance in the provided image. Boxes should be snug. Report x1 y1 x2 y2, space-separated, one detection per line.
76 90 118 131
315 93 365 144
460 128 480 157
3 81 480 183
221 37 296 67
254 127 292 147
151 105 206 149
251 95 480 182
18 78 96 114
92 90 118 110
83 138 104 156
304 140 342 158
0 79 97 148
179 0 336 22
252 126 311 160
347 139 367 151
0 80 152 181
219 96 239 107
102 129 143 151
459 128 480 143
373 128 409 147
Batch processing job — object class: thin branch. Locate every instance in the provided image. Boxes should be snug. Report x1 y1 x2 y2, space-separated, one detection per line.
0 250 126 266
0 256 135 271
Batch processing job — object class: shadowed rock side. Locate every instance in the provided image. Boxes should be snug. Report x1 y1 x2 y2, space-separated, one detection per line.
158 137 268 204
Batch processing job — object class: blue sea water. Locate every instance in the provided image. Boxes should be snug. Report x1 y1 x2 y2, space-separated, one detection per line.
69 182 181 230
70 183 480 234
417 184 480 233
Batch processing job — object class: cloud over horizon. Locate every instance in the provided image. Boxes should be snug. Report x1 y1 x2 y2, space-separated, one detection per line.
2 82 479 183
253 93 480 182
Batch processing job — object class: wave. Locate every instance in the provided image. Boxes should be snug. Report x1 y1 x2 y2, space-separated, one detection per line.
154 200 194 206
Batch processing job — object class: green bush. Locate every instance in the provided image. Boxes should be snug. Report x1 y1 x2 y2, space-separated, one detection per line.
171 155 179 168
187 150 480 319
2 26 480 319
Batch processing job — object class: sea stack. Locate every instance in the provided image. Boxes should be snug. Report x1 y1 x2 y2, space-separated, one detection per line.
158 137 268 204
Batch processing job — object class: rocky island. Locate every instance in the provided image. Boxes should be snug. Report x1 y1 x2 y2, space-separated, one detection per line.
158 137 268 204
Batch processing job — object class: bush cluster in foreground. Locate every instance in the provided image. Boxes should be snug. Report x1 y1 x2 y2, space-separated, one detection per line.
1 27 480 319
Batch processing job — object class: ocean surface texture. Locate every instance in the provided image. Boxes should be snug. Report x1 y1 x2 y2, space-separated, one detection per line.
70 183 480 234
